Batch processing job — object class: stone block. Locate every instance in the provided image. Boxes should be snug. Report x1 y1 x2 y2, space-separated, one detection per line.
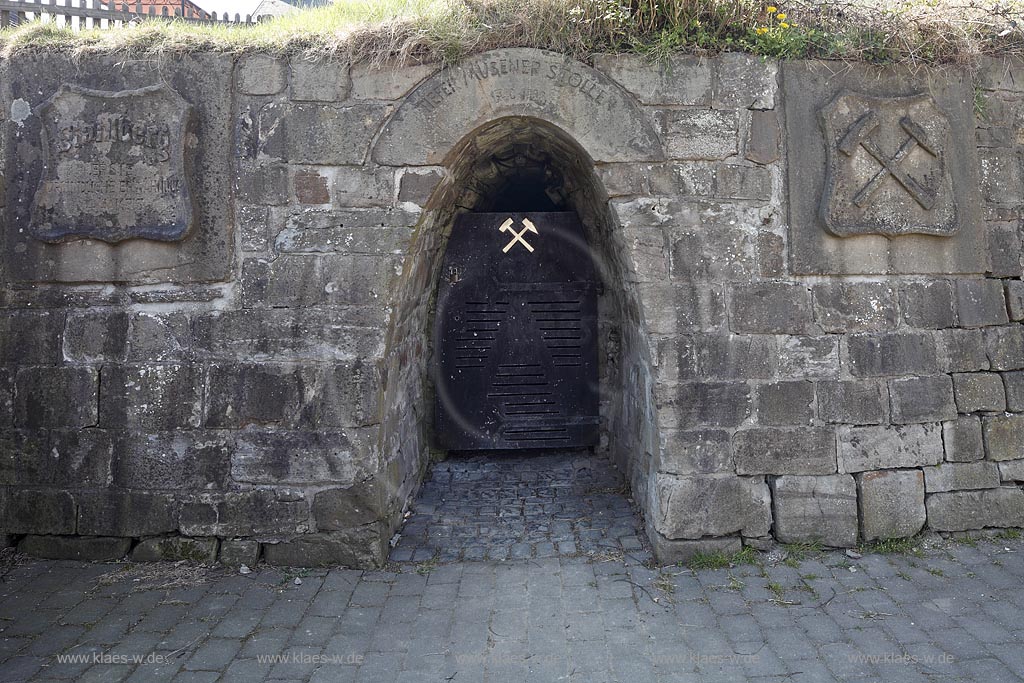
937 328 989 373
997 459 1024 482
636 283 726 335
733 428 837 475
858 469 926 541
350 62 436 100
986 224 1023 277
397 168 444 206
778 336 839 379
817 380 888 425
237 160 289 205
180 490 309 537
64 310 129 362
922 461 1001 492
757 381 815 426
943 417 985 462
284 102 389 165
238 204 269 251
985 326 1024 370
926 487 1024 531
656 430 733 475
713 53 777 109
290 59 350 101
312 480 384 531
232 428 377 486
888 375 957 424
771 475 858 547
110 432 230 491
274 208 416 255
262 526 386 568
980 148 1024 203
19 535 130 561
811 282 898 332
6 430 113 487
900 281 956 329
321 254 401 306
292 168 331 204
205 364 302 429
334 167 395 208
838 424 943 473
77 491 178 537
730 282 814 334
955 279 1009 327
219 539 260 567
237 54 287 95
15 367 98 429
131 536 219 563
952 372 1007 413
647 531 742 566
0 311 63 363
668 223 757 282
2 489 76 534
128 312 192 362
669 334 775 381
1004 371 1024 411
594 54 711 105
983 415 1024 461
100 364 201 429
659 382 751 429
304 360 383 428
0 368 11 428
651 473 771 539
745 109 780 164
757 231 785 277
241 256 323 308
847 332 937 377
661 109 738 160
1006 281 1024 321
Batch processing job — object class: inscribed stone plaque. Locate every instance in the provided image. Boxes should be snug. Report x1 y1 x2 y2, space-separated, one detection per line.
783 62 985 275
30 83 195 243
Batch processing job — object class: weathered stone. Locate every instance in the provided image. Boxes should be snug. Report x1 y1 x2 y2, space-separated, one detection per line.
647 531 742 566
651 473 771 539
985 326 1024 370
0 311 63 364
350 62 436 100
656 430 733 475
77 491 178 537
997 459 1024 482
662 109 738 160
668 222 757 281
1006 281 1024 321
900 281 956 329
237 160 289 205
955 279 1009 327
232 429 377 486
666 162 772 201
637 283 726 334
713 53 776 110
238 204 269 251
922 461 1001 492
757 231 785 277
986 224 1023 277
237 54 287 95
312 480 384 531
658 382 751 429
290 59 350 102
733 428 837 475
241 256 323 308
745 109 780 164
926 487 1024 531
274 208 417 255
111 432 230 491
397 168 444 206
817 380 888 425
219 539 260 567
292 169 331 204
1004 370 1024 411
127 312 191 362
982 415 1024 461
858 469 926 540
980 148 1024 203
99 364 201 429
180 490 309 537
952 372 1007 413
333 167 395 208
262 525 386 568
847 332 938 377
838 424 943 473
667 334 775 380
943 417 985 462
0 429 112 487
888 375 957 424
278 102 389 165
131 536 218 563
15 367 98 429
2 489 76 535
64 310 129 362
305 361 382 428
730 283 814 334
593 54 711 105
811 282 898 332
771 475 858 547
778 336 839 379
18 535 130 561
322 255 401 306
757 381 815 426
937 328 990 373
205 364 302 429
0 368 11 427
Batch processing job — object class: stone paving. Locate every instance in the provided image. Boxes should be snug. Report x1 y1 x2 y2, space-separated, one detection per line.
388 451 647 564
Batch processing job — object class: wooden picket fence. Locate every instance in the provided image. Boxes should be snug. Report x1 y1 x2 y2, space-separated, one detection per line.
0 0 267 29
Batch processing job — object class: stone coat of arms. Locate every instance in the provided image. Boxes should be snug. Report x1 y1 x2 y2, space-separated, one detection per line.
820 91 956 237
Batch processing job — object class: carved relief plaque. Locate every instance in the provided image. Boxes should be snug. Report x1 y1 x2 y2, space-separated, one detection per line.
29 83 195 243
820 91 955 237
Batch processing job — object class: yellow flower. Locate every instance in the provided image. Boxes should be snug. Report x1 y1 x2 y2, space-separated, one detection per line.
767 5 777 12
777 12 786 19
780 21 789 28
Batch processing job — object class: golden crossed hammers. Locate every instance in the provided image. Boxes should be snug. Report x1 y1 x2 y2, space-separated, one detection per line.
499 217 538 253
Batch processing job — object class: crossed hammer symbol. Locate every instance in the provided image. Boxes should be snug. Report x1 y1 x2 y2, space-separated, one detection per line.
499 217 538 253
839 111 938 210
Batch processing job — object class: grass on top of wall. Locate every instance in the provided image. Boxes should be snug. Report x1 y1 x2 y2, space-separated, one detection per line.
1 0 1022 66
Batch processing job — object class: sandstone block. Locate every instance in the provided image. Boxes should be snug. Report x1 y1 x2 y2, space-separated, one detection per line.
262 525 386 568
771 474 858 547
955 279 1009 327
594 54 712 105
734 428 837 475
983 415 1024 461
757 381 815 426
647 530 742 566
900 281 956 329
2 489 76 535
15 367 98 429
730 282 814 334
131 536 218 563
236 55 287 95
778 336 839 379
662 109 738 160
19 535 130 561
651 473 771 539
838 424 943 473
1004 370 1024 411
926 487 1024 531
847 332 938 377
922 461 1001 492
77 491 178 537
290 59 350 102
943 417 985 462
858 469 926 540
99 364 201 430
985 326 1024 370
811 282 898 333
997 459 1024 482
952 372 1007 413
656 430 733 475
937 328 990 373
219 539 260 567
888 376 957 424
817 380 888 425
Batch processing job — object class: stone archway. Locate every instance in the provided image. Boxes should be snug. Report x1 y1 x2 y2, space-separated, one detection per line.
373 49 665 546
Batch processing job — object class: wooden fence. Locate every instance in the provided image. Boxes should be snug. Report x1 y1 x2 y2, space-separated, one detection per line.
0 0 267 29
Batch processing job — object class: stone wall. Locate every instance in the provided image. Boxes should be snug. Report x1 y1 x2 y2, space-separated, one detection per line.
0 48 1021 566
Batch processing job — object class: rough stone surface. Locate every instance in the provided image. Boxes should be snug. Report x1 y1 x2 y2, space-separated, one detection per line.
888 375 957 424
952 372 1007 413
926 487 1024 531
858 469 926 540
983 415 1024 461
943 417 986 462
652 473 771 539
236 55 286 95
923 460 1001 493
955 279 1010 327
17 535 130 561
817 380 888 425
771 475 858 547
131 536 218 563
733 428 837 475
838 424 943 473
218 539 260 567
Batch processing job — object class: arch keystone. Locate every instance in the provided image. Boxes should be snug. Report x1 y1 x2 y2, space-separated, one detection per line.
372 48 664 165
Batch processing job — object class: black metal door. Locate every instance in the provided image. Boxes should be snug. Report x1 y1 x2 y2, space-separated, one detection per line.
434 212 600 450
